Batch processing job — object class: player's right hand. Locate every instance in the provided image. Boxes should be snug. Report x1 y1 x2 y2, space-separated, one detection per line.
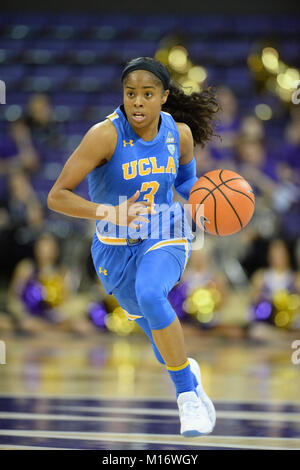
106 190 156 229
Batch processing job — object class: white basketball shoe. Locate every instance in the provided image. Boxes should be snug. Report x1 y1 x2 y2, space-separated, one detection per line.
188 357 216 429
177 390 213 437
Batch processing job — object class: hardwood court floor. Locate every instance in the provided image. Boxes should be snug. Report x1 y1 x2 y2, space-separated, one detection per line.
0 326 299 450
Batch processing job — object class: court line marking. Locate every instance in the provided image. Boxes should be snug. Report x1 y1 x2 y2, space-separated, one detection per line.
0 392 299 406
0 445 72 450
49 405 300 423
0 412 171 424
1 409 300 424
0 430 299 450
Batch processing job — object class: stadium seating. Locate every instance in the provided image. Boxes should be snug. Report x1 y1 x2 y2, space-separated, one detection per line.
0 12 299 205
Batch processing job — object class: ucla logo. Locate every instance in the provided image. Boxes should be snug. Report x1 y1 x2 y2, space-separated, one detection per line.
123 140 134 147
122 156 176 180
166 131 175 144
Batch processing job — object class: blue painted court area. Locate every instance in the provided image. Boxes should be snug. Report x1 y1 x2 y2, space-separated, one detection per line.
0 396 299 450
0 333 299 450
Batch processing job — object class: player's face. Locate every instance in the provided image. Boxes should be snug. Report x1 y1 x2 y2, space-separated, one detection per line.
123 70 169 129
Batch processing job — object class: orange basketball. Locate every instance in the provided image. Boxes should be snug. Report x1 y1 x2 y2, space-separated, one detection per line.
188 169 255 236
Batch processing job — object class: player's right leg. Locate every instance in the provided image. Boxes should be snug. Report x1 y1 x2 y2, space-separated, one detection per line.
135 245 213 436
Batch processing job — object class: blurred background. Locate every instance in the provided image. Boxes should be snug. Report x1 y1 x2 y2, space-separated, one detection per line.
0 5 300 344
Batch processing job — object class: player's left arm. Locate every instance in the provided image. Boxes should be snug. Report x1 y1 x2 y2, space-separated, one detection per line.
173 122 198 201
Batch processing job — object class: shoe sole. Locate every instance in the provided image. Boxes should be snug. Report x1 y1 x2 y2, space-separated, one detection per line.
181 429 209 437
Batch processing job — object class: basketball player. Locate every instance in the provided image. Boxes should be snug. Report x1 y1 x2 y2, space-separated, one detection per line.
48 57 219 437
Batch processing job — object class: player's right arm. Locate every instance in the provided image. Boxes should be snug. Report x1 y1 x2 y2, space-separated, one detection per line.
47 120 154 226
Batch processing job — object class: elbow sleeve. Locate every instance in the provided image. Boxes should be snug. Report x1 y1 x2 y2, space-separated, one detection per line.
174 157 198 201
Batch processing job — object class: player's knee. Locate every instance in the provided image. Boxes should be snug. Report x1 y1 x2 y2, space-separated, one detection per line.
135 278 163 310
135 279 175 329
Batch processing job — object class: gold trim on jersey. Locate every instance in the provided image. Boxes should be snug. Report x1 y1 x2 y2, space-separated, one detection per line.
96 231 145 246
123 310 143 321
96 231 190 270
96 233 130 245
106 111 119 121
144 238 190 271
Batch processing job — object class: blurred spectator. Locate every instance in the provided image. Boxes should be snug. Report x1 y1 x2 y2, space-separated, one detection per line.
251 238 299 300
8 119 40 173
183 245 228 298
23 93 64 149
233 136 277 198
277 107 300 238
272 161 300 240
181 242 229 327
282 105 300 175
240 115 265 140
247 238 300 341
194 146 217 176
0 170 45 277
0 119 40 174
0 119 40 200
209 86 241 161
7 170 44 231
7 232 95 336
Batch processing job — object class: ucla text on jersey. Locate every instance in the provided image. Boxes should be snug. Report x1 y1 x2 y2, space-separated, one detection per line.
88 104 193 241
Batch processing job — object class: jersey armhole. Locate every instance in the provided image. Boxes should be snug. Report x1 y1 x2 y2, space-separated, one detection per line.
101 117 119 167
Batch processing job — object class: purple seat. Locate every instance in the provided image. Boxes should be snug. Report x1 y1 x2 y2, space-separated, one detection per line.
1 12 47 27
234 15 274 34
80 65 118 79
213 41 252 62
183 15 234 35
65 122 90 134
43 12 95 28
65 64 119 92
0 39 26 52
20 65 71 93
5 91 31 107
86 92 121 107
38 148 66 164
26 39 71 52
115 40 157 61
94 14 132 30
225 68 252 91
277 16 300 34
0 65 25 80
280 41 300 62
73 40 113 53
21 41 72 65
51 92 87 106
32 65 71 80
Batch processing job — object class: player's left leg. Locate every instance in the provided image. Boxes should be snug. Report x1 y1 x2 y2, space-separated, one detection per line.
135 245 196 396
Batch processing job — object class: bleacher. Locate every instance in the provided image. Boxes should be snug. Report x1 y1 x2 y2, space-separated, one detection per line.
0 12 299 203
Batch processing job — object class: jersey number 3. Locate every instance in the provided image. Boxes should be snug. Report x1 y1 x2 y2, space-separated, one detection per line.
140 181 159 204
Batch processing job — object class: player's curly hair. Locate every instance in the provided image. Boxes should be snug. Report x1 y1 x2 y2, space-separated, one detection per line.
122 56 220 147
162 80 220 148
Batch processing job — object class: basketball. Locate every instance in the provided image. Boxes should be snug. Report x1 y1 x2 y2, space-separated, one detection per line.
188 169 255 236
